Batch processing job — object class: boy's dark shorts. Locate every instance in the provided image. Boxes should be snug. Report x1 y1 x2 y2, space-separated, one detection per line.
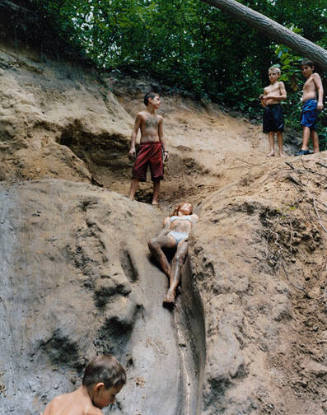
132 142 163 182
301 99 318 130
263 104 284 133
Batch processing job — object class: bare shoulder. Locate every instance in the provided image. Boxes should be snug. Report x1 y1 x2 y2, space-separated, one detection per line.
42 395 62 414
313 72 322 85
157 114 164 122
85 407 103 415
278 81 286 93
42 400 53 415
136 111 147 120
313 72 322 80
192 213 199 222
163 216 170 226
263 86 270 93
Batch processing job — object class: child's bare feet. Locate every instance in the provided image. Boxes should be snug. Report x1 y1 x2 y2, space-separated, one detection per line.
267 151 275 157
163 289 175 309
152 200 159 206
278 152 286 157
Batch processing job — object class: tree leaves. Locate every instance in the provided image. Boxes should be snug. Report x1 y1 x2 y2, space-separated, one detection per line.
34 0 326 125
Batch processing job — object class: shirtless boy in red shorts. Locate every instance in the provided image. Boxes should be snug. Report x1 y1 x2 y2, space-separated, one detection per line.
128 92 169 205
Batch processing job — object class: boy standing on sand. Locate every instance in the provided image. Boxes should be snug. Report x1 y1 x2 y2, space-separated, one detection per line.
260 66 287 157
296 59 324 155
42 355 126 415
128 91 169 205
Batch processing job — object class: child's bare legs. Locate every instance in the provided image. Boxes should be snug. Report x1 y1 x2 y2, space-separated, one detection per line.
164 240 188 306
301 126 311 151
277 132 284 156
267 132 275 156
128 179 140 200
129 178 139 200
311 130 320 153
152 181 160 205
148 235 176 279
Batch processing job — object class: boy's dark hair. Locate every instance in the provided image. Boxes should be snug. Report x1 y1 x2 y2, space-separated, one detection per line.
144 91 159 106
301 59 314 68
82 355 126 389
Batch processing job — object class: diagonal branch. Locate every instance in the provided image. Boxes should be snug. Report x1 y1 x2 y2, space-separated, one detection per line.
201 0 327 71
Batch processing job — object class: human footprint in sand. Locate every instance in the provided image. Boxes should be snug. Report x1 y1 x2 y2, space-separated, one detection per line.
148 202 198 308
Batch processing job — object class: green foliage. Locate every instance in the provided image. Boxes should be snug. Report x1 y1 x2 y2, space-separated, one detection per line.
33 0 326 129
274 44 303 130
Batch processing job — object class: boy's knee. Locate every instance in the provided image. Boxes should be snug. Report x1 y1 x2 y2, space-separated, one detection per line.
173 254 184 265
148 239 158 251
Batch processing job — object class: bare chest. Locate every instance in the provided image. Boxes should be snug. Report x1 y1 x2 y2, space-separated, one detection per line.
303 76 315 92
143 115 159 130
265 83 280 95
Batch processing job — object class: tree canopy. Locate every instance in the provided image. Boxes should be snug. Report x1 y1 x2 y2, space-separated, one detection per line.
34 0 327 135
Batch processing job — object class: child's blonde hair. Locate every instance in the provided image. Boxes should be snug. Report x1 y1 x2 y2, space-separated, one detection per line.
268 66 281 75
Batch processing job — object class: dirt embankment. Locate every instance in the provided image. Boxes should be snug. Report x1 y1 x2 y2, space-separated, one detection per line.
0 39 327 415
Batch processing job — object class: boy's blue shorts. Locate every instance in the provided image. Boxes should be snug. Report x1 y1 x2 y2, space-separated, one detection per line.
301 99 318 130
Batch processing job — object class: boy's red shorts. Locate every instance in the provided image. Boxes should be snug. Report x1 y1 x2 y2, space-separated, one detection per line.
132 142 163 182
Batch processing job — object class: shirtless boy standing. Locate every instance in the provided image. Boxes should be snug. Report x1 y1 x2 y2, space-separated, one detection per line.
42 355 126 415
260 66 287 157
296 59 324 155
128 92 168 205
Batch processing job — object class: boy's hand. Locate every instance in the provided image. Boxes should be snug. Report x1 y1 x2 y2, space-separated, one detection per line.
163 150 169 163
128 148 136 160
317 103 324 111
259 95 266 107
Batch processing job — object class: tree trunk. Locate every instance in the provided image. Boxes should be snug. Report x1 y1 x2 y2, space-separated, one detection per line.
201 0 327 71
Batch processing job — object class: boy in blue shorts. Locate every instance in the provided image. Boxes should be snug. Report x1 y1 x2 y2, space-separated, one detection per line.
296 59 324 155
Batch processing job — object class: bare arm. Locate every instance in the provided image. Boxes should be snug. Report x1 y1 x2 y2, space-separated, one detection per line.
129 113 142 158
42 401 53 415
163 217 170 229
313 73 324 109
278 81 287 100
191 214 199 224
158 117 169 161
259 90 267 108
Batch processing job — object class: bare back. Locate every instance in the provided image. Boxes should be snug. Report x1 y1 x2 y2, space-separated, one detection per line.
137 111 163 143
43 387 102 415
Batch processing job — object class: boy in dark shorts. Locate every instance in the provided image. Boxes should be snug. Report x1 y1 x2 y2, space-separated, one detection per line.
42 355 126 414
128 92 169 205
296 59 324 155
260 66 287 157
